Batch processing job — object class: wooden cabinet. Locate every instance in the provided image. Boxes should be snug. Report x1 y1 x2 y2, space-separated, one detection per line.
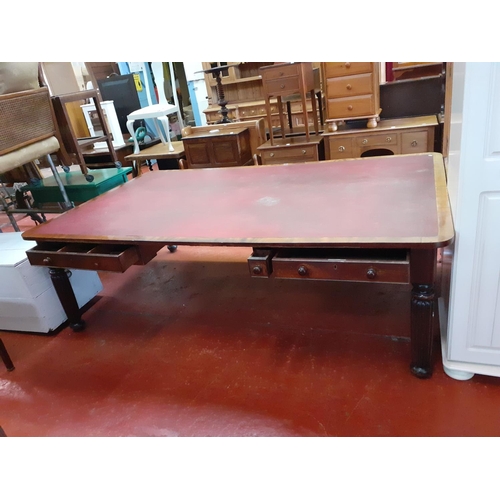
182 127 252 168
323 116 437 160
322 62 380 132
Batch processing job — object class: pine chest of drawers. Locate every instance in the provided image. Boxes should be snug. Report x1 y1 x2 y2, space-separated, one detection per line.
323 115 438 160
322 62 380 132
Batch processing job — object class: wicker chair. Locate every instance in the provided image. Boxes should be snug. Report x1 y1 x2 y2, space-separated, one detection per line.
0 63 72 231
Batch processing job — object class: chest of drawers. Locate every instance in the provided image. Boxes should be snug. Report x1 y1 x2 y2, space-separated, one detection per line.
322 62 380 132
323 115 438 160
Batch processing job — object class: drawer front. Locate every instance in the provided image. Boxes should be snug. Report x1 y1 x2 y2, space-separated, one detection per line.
355 133 398 148
326 73 374 98
248 249 275 278
26 242 140 273
323 62 373 78
264 76 301 96
401 130 430 153
261 64 299 81
325 137 354 159
261 145 318 164
238 104 278 119
327 95 375 119
272 250 410 284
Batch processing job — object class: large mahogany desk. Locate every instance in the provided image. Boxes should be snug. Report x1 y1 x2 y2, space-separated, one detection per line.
22 153 454 378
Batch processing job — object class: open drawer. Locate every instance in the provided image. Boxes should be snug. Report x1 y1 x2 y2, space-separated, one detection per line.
271 248 410 284
26 242 142 273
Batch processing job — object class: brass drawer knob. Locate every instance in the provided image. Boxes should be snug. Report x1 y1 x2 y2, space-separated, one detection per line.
43 257 52 265
280 84 285 89
297 265 308 276
348 105 353 111
302 149 307 154
338 146 345 152
252 266 263 275
279 71 284 76
411 140 418 147
270 152 275 157
362 139 368 145
366 268 377 279
346 84 352 90
386 137 392 142
345 62 351 68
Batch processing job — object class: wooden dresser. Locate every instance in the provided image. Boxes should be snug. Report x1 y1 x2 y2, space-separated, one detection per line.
322 62 380 132
182 127 252 168
323 115 438 160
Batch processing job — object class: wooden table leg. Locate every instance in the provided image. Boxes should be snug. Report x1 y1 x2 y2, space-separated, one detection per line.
49 268 86 332
0 338 15 371
410 249 437 378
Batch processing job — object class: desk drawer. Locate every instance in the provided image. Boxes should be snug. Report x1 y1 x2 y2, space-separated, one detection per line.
26 242 140 272
355 133 398 147
271 249 410 284
401 130 430 153
261 144 318 164
264 76 301 96
325 137 354 159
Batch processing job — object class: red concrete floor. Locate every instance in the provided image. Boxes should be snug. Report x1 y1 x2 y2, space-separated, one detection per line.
2 173 500 437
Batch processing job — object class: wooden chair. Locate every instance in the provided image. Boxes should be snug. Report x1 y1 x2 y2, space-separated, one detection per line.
126 62 184 155
0 85 73 230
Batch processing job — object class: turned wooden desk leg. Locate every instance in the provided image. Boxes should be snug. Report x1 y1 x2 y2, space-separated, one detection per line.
0 339 15 372
410 249 437 378
49 268 86 332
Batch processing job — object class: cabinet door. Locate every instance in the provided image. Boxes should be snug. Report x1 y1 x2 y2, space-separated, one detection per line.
185 140 212 168
446 63 500 366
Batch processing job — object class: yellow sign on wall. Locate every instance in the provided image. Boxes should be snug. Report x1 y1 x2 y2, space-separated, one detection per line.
133 73 143 92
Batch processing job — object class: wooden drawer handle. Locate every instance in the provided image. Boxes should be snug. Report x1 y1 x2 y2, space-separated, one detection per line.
346 84 352 90
345 62 351 68
338 146 345 152
411 140 418 147
279 71 284 76
348 105 353 111
366 268 377 279
252 265 263 275
297 265 308 276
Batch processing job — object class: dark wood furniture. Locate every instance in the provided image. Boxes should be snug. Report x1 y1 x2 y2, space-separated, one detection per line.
51 90 120 182
22 153 454 378
259 63 319 145
0 338 15 371
257 135 324 165
182 127 252 168
323 115 438 160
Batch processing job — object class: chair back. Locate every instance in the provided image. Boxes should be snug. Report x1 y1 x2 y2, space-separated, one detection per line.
150 62 180 111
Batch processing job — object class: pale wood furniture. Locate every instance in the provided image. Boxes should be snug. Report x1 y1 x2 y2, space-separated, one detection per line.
257 135 324 165
259 62 319 145
125 141 186 172
182 127 252 168
323 115 438 160
22 153 454 378
321 62 380 132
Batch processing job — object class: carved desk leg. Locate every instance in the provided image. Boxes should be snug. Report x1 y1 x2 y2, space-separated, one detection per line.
410 249 437 378
49 268 86 332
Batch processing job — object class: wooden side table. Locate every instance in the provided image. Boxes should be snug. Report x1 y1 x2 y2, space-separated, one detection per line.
259 63 319 145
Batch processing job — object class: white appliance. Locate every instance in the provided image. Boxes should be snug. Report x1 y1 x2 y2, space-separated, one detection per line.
0 233 102 333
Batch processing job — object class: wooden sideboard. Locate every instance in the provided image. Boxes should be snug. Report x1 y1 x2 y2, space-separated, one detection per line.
182 126 252 168
321 62 380 132
323 115 438 160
